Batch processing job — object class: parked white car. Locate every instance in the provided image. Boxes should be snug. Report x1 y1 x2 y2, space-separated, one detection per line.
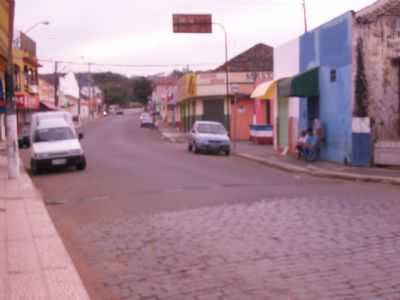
188 121 231 155
29 112 86 175
140 112 154 128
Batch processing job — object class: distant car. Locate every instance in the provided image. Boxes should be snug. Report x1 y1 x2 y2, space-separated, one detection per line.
18 125 31 148
116 108 124 115
140 112 154 128
188 121 231 155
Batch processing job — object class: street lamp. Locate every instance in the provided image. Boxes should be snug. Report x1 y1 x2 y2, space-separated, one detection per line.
302 0 308 33
24 20 50 35
13 20 50 46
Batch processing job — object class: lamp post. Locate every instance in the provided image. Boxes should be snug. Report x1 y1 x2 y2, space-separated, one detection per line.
24 20 50 35
302 0 308 33
212 22 232 141
13 20 50 46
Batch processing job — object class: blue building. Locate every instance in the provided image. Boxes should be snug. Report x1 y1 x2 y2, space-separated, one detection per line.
297 12 355 165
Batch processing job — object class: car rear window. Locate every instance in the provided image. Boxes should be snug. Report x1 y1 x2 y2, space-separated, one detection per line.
196 123 226 134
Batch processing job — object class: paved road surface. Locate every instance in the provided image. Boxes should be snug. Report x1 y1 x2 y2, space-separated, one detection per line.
22 113 400 300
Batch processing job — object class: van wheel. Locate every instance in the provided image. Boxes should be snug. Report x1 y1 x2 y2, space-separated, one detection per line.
77 158 87 171
193 143 200 154
30 160 40 175
188 143 193 152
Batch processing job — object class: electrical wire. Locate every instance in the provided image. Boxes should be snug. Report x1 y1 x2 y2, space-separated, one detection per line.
37 59 222 69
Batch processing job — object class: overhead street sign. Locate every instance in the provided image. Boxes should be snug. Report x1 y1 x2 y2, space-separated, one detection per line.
172 14 212 34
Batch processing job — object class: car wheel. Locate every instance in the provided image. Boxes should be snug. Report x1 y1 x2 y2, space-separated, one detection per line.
77 158 87 171
188 143 193 152
225 149 231 156
30 160 40 175
193 143 200 154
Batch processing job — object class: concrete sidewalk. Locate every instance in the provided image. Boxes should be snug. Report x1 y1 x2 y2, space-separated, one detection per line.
0 147 90 299
159 126 187 143
234 141 400 186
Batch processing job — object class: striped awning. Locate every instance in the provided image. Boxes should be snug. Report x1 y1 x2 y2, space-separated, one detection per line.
250 80 277 100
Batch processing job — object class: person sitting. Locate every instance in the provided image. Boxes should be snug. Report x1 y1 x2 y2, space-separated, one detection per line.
302 129 319 161
296 130 308 159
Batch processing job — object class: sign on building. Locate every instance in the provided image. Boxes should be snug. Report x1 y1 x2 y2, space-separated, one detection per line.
19 32 36 57
172 14 212 33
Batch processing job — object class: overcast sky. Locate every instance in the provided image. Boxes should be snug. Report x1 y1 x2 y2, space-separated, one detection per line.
15 0 376 76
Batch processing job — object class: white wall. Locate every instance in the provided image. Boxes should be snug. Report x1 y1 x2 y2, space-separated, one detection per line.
274 38 300 118
274 38 301 150
59 72 80 100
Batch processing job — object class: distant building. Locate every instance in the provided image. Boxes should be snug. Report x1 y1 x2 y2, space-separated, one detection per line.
151 76 178 127
177 43 274 141
38 74 57 110
76 73 104 118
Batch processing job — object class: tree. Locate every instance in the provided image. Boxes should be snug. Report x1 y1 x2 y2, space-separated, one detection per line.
102 83 129 107
132 77 153 105
354 38 369 118
93 72 133 107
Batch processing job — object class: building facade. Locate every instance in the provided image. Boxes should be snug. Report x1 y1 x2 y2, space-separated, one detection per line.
272 0 400 166
0 0 10 140
151 77 177 127
13 32 41 129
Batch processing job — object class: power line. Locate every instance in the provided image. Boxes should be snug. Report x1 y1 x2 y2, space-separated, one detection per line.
38 59 221 69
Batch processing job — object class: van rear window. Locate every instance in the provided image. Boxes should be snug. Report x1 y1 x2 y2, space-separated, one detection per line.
34 127 75 143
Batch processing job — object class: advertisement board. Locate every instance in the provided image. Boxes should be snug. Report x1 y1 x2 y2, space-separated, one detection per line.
173 14 212 34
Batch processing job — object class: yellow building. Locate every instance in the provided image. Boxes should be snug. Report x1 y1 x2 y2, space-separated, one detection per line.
0 0 11 139
13 32 41 127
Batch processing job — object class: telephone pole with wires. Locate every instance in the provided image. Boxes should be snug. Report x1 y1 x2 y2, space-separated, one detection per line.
54 60 59 107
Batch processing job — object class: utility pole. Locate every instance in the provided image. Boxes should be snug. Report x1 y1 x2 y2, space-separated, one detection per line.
88 62 93 119
212 22 231 150
303 0 308 33
5 0 19 179
54 60 59 107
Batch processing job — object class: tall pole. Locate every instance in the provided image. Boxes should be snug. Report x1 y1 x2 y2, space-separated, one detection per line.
5 0 19 179
88 62 93 119
54 60 59 107
303 0 308 33
213 22 232 151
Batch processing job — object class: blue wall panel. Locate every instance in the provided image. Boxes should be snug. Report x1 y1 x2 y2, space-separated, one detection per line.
319 66 352 163
299 12 353 164
352 133 371 166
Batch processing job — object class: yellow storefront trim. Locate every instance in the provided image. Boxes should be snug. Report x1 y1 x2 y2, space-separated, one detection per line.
250 80 277 100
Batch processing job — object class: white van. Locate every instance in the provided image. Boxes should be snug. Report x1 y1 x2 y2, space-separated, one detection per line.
30 112 86 175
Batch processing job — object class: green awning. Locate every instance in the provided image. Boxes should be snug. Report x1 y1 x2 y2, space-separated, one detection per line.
277 67 320 98
291 67 319 97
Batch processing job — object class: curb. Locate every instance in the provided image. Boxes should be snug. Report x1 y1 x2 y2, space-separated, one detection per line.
235 153 308 174
235 152 400 186
160 132 187 144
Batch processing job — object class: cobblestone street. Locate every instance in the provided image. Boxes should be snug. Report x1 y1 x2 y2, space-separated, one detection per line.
79 194 400 300
27 116 400 300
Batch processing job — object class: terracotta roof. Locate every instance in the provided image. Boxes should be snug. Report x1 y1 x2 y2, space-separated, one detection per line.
356 0 400 21
214 43 273 73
